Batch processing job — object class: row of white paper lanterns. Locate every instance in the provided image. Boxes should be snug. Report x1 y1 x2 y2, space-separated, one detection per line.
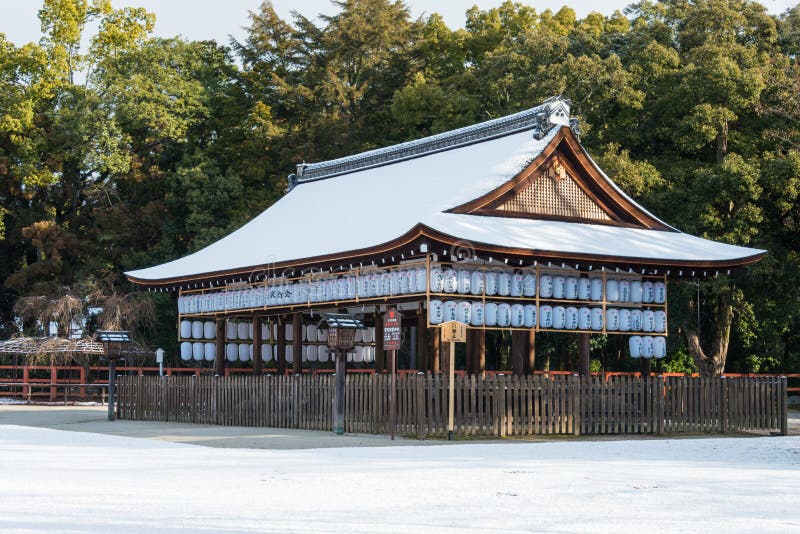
178 342 375 363
180 320 376 343
429 300 667 332
178 269 667 315
629 336 667 358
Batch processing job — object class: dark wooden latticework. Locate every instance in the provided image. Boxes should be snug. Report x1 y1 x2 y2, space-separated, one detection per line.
495 159 611 221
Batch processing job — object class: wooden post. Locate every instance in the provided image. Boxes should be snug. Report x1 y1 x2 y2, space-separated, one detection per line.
390 348 396 440
431 327 440 374
276 316 287 375
512 331 525 376
375 311 385 373
465 330 475 374
293 312 302 375
417 307 428 372
475 329 486 377
780 376 789 436
215 319 225 376
640 356 652 377
578 333 590 376
448 336 455 440
334 350 345 434
525 329 536 374
252 317 263 375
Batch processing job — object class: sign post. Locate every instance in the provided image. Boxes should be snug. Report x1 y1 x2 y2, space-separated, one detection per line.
440 321 467 441
383 308 402 440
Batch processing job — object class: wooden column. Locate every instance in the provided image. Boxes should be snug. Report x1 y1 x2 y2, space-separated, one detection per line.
417 309 428 372
475 329 486 377
578 333 590 376
525 329 536 374
431 327 440 374
375 311 385 372
465 330 475 374
276 316 286 375
293 312 302 374
252 317 263 374
511 331 525 376
215 318 225 376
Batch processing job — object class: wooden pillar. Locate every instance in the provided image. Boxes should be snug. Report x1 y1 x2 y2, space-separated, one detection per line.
375 311 385 372
475 329 486 377
417 309 428 372
276 316 287 375
525 329 536 374
578 333 591 376
640 357 652 377
431 327 440 374
293 312 302 374
511 331 525 376
465 330 475 374
252 317 263 374
215 318 225 376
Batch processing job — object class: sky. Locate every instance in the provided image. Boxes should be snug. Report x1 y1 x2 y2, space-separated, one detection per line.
1 0 797 47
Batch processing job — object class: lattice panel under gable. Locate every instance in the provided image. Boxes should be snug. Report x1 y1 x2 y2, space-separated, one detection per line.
495 160 611 221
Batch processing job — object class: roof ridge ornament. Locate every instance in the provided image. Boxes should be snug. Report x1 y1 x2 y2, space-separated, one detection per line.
288 96 577 189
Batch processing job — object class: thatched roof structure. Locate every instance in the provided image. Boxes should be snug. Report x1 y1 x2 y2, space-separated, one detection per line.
0 336 152 358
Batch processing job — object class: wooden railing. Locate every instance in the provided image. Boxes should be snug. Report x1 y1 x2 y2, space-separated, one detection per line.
115 374 789 437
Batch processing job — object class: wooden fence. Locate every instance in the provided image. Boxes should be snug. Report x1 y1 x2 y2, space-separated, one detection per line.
116 374 788 437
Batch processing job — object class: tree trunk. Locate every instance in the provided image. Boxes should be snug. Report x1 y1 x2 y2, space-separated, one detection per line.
682 292 733 377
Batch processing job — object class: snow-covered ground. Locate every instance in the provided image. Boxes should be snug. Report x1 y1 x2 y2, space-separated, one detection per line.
0 426 798 533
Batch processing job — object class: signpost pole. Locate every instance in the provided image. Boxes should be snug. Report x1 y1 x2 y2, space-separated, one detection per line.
383 307 402 441
448 338 455 441
390 348 396 440
335 350 345 435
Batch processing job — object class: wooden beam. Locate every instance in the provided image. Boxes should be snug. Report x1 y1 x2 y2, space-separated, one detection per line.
417 307 427 372
276 316 286 375
431 327 440 374
293 312 302 375
525 329 536 374
215 319 225 376
252 317 262 375
578 333 590 376
512 330 525 376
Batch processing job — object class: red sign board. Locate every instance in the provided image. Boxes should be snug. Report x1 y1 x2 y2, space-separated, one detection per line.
383 308 402 350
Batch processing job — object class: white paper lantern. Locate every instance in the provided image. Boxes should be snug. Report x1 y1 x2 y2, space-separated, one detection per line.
354 346 365 363
578 307 591 330
456 270 471 294
654 337 667 359
510 273 524 297
565 307 579 330
643 281 655 303
306 345 318 362
606 279 619 302
522 272 536 296
497 303 511 326
539 275 553 298
317 327 328 343
203 321 215 340
470 302 485 326
355 328 363 343
357 274 370 297
470 271 484 295
226 343 238 362
380 273 392 296
444 301 458 322
234 322 246 340
180 321 192 339
553 276 566 299
238 343 249 362
415 268 427 292
180 342 192 361
642 337 654 358
318 346 330 363
539 305 553 328
485 302 498 326
655 311 667 333
390 271 401 295
429 300 444 324
285 322 294 342
510 304 525 327
399 271 411 295
497 272 511 296
286 345 293 363
619 309 631 332
524 305 537 328
590 308 604 331
363 327 374 343
642 310 655 332
552 306 566 329
654 282 666 303
630 310 642 331
262 344 273 362
227 321 238 340
590 278 603 301
619 280 631 302
191 321 204 339
430 268 444 292
456 301 472 324
629 336 642 358
364 346 375 363
204 343 216 362
565 277 579 300
578 278 591 300
606 308 620 331
443 269 457 293
485 271 499 295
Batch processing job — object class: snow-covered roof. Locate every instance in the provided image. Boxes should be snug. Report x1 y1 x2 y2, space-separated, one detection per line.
126 98 764 285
